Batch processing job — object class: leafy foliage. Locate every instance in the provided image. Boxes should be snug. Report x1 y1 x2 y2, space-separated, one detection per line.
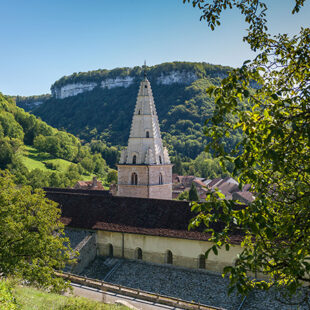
189 183 199 201
0 93 110 188
0 280 19 310
0 171 74 293
185 0 310 298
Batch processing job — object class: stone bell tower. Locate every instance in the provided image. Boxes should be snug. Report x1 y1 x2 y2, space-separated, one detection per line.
117 72 172 200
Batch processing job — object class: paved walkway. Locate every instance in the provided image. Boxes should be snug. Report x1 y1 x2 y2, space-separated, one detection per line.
66 282 185 310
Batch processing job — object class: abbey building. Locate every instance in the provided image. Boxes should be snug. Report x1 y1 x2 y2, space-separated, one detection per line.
117 77 173 199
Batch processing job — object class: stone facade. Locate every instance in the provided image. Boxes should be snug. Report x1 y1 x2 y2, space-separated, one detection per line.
117 77 172 200
96 230 241 272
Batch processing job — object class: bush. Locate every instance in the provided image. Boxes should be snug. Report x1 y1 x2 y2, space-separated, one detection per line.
0 280 19 310
44 161 59 170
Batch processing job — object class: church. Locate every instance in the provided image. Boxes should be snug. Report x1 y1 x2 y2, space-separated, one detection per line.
117 74 172 200
44 75 242 274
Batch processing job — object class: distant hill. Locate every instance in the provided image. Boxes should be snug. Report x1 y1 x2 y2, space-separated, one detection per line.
26 62 241 160
0 93 110 188
13 94 51 111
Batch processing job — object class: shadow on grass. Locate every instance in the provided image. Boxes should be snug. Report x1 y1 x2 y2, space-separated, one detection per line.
27 148 55 162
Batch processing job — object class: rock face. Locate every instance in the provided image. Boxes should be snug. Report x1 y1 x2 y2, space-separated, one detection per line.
51 70 198 99
157 71 196 85
52 82 97 99
101 76 134 89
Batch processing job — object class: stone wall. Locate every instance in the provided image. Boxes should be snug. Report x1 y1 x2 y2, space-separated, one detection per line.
117 164 172 199
96 230 241 272
65 228 97 275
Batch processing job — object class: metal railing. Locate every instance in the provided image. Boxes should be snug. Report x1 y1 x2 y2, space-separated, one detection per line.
55 271 225 310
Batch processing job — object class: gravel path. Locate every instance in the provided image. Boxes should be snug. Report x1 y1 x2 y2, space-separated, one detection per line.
82 258 309 310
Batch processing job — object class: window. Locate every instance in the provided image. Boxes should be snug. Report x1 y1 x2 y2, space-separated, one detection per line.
138 110 140 115
132 155 137 164
135 248 143 260
166 250 173 264
146 131 150 138
159 173 163 185
198 254 206 269
108 244 113 257
145 85 147 88
131 172 138 185
159 156 162 164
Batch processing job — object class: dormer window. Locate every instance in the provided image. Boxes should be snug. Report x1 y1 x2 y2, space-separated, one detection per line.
146 131 150 138
132 155 137 164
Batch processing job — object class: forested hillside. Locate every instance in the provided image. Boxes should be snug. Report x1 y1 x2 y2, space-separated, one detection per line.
0 93 111 188
30 62 242 162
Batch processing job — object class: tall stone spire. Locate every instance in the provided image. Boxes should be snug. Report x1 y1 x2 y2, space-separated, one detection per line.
117 72 172 200
119 77 170 166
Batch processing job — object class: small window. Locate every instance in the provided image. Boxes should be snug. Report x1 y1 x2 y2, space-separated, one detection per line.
166 250 173 264
131 172 138 185
135 248 143 260
198 254 206 269
138 110 140 115
132 155 137 164
159 156 162 164
146 131 150 138
159 173 163 185
145 85 147 88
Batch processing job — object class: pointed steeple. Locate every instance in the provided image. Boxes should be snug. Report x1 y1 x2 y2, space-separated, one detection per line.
119 76 170 165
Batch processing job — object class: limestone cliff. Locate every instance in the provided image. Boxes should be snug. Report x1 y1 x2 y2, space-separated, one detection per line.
50 62 230 99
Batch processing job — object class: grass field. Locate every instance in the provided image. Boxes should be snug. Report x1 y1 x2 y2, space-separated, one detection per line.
13 284 128 310
20 145 94 181
20 145 73 173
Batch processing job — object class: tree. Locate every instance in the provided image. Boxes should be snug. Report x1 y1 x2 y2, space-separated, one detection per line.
0 170 75 292
107 169 118 184
184 0 310 297
177 190 189 201
189 183 199 201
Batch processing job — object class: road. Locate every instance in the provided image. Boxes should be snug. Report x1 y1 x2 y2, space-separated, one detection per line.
66 282 184 310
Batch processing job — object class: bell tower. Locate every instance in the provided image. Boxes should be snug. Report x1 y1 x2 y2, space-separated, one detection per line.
117 71 172 200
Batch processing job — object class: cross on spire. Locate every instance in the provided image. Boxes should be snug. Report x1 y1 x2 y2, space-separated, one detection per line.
143 60 147 79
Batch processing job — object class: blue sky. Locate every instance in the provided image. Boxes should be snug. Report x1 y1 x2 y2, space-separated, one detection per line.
0 0 309 96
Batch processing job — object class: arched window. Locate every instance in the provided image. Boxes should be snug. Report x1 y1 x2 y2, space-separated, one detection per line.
146 131 150 138
166 250 173 264
138 110 141 115
132 155 137 164
198 254 206 269
131 172 138 185
145 85 147 88
135 248 143 260
159 156 162 164
159 173 163 185
108 244 113 257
